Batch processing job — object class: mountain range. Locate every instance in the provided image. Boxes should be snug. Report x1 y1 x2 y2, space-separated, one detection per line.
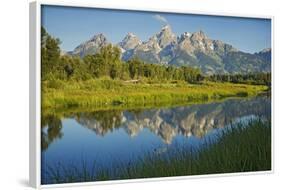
68 25 271 75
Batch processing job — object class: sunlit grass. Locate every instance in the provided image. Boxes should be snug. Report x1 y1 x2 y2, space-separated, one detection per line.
42 78 268 110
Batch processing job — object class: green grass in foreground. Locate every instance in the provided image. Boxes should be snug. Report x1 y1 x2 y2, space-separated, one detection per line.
44 119 271 184
42 78 268 110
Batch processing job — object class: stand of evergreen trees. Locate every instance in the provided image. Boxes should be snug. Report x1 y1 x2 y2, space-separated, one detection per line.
208 73 271 86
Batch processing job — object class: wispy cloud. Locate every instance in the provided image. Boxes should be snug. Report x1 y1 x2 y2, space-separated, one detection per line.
153 14 168 24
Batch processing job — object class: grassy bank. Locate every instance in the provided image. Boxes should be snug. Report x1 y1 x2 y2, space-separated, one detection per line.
42 78 268 110
43 119 271 184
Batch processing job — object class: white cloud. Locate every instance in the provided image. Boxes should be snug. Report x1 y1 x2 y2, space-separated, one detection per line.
153 14 168 24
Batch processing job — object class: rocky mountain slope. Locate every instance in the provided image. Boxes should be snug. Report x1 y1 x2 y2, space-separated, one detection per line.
68 25 271 75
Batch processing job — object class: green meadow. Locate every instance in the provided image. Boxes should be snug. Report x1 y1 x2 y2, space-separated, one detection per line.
42 78 267 110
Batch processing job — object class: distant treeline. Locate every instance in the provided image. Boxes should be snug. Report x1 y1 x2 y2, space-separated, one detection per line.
41 27 271 85
207 73 271 86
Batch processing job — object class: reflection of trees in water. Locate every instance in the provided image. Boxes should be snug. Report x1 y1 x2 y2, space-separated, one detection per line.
75 97 270 144
41 114 63 151
75 110 122 136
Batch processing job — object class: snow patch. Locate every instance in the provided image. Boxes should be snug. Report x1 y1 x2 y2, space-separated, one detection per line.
162 25 170 30
128 32 136 37
183 32 191 38
199 41 205 49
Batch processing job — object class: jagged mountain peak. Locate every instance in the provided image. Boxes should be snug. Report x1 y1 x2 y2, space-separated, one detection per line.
161 24 172 31
212 40 238 53
155 24 176 48
127 32 136 37
177 30 210 53
89 33 107 42
255 48 271 63
71 33 108 57
123 32 138 40
140 35 161 52
191 30 208 41
182 32 191 38
178 32 191 43
119 32 141 51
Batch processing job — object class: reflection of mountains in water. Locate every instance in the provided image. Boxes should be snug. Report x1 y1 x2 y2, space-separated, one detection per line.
75 97 271 144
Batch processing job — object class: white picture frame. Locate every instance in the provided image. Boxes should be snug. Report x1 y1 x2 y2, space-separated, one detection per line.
29 1 274 188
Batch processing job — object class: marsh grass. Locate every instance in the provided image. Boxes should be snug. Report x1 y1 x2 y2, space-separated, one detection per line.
42 119 271 184
42 79 268 110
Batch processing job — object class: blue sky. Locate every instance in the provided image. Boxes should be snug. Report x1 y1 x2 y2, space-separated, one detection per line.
41 5 271 53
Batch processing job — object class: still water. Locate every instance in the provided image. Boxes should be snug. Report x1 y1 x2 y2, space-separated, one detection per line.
41 96 270 183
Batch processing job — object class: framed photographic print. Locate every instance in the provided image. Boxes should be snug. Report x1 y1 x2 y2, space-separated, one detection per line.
29 1 273 188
